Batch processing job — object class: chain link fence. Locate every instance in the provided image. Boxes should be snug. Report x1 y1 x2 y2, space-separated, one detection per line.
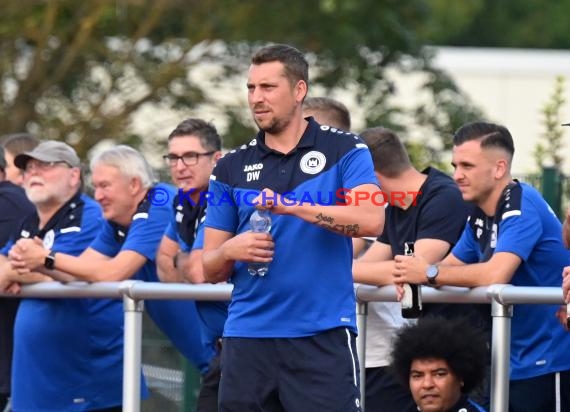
141 313 201 412
516 168 568 220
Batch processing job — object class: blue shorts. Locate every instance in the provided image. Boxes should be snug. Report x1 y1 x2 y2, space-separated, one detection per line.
509 371 570 412
365 366 416 412
219 328 361 412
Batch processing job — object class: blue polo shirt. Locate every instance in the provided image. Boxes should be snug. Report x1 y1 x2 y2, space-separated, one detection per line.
8 193 135 411
453 182 570 380
205 117 378 338
164 193 205 250
165 195 228 355
188 219 228 352
89 183 214 374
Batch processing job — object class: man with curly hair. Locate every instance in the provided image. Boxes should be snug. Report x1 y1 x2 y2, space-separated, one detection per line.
391 317 487 412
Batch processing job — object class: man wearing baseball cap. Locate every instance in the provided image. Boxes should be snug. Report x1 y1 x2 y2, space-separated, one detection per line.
1 140 138 411
14 140 81 169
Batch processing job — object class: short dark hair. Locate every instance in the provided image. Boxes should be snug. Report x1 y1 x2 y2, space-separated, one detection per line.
168 118 222 152
453 121 514 159
359 127 411 177
391 317 488 394
1 133 40 156
303 97 351 130
251 44 309 90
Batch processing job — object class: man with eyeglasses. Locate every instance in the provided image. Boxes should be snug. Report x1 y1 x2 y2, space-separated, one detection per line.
156 118 227 412
9 145 215 381
163 150 218 169
0 140 132 411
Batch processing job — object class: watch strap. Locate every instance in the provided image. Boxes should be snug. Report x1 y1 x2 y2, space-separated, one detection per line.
426 265 439 285
44 250 56 270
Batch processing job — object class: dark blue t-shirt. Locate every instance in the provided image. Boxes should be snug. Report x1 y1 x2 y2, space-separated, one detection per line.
0 180 34 395
378 168 484 324
0 181 34 247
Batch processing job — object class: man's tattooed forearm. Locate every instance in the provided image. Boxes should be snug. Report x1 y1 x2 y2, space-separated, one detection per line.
314 213 360 236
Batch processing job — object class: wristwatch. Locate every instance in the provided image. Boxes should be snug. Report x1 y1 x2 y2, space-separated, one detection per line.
44 250 56 270
426 265 439 285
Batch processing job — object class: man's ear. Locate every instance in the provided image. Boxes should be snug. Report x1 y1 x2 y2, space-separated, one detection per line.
495 159 508 180
69 167 81 187
129 176 143 194
295 80 308 103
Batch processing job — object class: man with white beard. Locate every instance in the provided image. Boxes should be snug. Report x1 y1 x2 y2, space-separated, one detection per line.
0 141 133 411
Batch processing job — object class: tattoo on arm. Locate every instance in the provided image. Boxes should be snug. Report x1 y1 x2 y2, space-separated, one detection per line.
313 213 360 236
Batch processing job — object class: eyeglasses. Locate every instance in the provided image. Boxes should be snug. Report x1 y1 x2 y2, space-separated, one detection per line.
24 160 69 173
163 151 215 167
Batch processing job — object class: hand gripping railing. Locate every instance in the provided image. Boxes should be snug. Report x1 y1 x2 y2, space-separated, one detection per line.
3 282 565 412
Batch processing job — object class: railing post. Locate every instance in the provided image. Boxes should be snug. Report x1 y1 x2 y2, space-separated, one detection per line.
490 298 513 412
356 300 368 411
122 290 144 412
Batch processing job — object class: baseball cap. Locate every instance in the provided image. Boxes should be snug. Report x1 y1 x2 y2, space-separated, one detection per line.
0 147 6 171
14 140 81 170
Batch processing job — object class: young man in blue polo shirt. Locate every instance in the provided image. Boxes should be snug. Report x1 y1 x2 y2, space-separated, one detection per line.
393 121 570 411
3 141 130 411
203 44 384 412
10 145 215 376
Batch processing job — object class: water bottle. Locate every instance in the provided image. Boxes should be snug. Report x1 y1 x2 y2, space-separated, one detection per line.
401 241 423 318
248 209 272 276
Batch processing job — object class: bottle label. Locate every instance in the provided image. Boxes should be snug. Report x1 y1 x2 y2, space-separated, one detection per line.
401 283 414 309
401 241 421 318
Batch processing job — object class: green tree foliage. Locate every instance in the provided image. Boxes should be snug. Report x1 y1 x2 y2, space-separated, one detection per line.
0 0 482 163
0 0 209 156
421 0 570 48
533 76 566 170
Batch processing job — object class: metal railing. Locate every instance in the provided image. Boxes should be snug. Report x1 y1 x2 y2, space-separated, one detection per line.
3 282 564 412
